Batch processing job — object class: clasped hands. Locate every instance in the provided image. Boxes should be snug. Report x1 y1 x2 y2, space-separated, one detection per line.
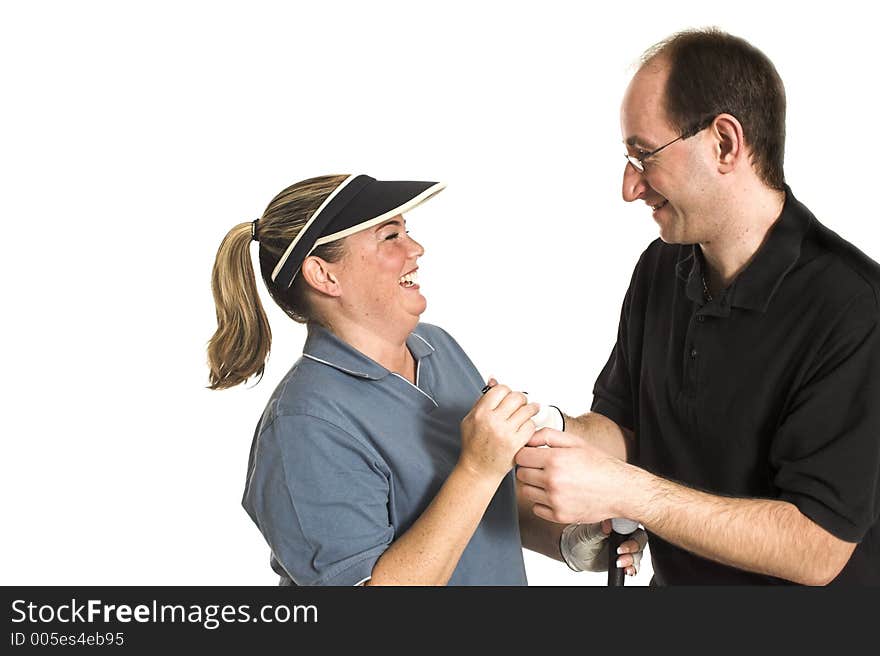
459 380 645 576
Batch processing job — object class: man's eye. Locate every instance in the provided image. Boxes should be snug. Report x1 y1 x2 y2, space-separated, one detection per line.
384 233 399 240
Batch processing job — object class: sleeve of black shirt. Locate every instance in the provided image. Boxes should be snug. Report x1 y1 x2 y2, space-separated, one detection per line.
771 288 880 543
590 255 644 434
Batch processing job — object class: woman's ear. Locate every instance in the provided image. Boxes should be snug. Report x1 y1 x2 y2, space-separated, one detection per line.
711 113 745 174
300 256 342 297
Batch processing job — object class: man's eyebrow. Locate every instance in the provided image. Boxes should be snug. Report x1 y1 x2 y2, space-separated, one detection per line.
625 135 655 150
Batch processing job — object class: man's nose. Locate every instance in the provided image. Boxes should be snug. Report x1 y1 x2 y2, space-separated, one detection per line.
622 161 648 203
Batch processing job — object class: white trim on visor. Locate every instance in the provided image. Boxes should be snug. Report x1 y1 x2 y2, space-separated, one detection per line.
270 174 359 283
271 178 446 284
311 182 446 248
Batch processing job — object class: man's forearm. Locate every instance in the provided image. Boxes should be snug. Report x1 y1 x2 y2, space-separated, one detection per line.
623 467 855 585
564 411 633 461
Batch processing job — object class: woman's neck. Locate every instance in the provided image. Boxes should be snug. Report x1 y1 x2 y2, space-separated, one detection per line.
323 317 417 383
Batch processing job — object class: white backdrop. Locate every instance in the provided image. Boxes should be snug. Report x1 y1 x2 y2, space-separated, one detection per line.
2 1 877 586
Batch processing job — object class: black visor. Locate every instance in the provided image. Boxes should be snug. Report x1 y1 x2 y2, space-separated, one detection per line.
271 174 445 289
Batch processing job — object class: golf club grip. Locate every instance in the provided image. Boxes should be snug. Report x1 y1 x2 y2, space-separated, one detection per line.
607 530 628 586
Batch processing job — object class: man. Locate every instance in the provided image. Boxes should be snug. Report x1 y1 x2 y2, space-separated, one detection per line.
515 28 880 584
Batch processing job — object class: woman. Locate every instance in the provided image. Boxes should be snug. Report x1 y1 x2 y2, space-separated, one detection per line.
207 174 645 585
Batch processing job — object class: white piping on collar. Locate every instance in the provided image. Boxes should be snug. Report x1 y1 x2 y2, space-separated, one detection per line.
390 373 438 407
303 330 435 378
409 331 436 353
304 331 438 405
302 353 375 379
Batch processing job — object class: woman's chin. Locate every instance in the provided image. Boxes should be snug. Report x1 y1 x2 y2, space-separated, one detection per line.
404 295 427 323
411 295 427 317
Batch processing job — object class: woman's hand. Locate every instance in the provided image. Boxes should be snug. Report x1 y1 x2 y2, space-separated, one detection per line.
459 380 539 480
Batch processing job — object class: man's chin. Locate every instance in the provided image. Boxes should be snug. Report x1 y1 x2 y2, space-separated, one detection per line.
656 221 694 246
657 226 680 245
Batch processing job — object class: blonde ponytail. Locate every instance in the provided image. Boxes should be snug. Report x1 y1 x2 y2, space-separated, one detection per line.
207 222 271 390
207 174 349 390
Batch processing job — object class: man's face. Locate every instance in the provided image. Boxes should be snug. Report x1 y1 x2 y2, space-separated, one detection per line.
620 59 716 244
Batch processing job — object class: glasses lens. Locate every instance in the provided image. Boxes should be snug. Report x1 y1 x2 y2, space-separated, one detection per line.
625 155 644 173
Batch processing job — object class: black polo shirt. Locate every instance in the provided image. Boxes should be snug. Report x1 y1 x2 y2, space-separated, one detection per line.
592 186 880 584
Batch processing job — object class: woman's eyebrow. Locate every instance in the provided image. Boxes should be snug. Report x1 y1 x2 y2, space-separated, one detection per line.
375 219 405 231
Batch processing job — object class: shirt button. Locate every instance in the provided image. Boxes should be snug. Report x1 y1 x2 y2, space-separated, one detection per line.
698 315 706 323
690 348 698 358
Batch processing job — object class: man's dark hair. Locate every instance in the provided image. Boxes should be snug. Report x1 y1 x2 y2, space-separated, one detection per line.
643 28 786 190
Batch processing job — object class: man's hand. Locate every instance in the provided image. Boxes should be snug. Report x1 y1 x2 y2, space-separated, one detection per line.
515 427 632 524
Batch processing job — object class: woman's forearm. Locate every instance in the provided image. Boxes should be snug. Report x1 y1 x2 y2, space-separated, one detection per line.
366 464 504 585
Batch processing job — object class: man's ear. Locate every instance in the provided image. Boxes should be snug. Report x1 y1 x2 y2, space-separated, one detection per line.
711 113 745 174
300 256 342 297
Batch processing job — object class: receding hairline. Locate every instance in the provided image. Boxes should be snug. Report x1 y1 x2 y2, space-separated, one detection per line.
637 49 671 74
622 54 676 149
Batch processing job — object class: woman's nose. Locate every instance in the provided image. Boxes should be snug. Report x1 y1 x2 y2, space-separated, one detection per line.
407 233 425 257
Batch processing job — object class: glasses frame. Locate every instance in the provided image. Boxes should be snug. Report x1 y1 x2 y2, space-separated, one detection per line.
625 116 716 173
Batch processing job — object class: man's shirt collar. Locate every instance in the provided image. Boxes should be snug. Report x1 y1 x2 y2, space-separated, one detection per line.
679 185 813 314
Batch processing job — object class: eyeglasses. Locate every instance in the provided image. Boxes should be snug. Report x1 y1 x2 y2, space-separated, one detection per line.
624 116 715 173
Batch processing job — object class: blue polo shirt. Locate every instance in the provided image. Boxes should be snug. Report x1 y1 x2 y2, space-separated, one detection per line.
242 322 527 586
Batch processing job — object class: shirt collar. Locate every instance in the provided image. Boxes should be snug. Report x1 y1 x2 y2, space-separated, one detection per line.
679 185 813 315
302 322 435 380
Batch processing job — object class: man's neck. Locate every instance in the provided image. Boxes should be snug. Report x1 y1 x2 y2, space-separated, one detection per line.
700 184 786 293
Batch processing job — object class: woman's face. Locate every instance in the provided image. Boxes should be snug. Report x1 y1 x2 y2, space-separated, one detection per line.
334 214 426 333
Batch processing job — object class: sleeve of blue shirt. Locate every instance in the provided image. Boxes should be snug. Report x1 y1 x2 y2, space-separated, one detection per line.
245 413 395 585
772 289 880 543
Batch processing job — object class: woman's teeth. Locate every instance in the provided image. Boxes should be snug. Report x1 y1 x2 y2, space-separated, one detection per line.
399 271 418 288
